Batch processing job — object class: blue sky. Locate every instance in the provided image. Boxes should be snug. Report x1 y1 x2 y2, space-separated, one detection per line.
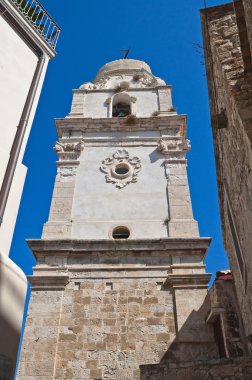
10 0 231 285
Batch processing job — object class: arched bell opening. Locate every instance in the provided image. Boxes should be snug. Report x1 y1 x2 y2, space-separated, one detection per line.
112 93 131 117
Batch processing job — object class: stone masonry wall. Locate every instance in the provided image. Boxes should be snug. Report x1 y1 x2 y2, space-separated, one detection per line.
18 290 63 379
201 3 252 341
57 278 175 380
209 279 248 357
17 242 216 380
18 278 216 380
243 0 252 57
19 278 177 380
140 356 252 380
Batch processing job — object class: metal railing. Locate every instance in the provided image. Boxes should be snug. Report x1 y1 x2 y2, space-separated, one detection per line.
11 0 60 49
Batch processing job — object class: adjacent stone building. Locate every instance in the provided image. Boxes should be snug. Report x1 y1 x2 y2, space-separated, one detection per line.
201 0 252 344
140 270 251 379
0 0 59 378
17 59 220 379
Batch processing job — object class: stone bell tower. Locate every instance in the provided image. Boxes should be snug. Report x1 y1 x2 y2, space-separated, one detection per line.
18 59 217 380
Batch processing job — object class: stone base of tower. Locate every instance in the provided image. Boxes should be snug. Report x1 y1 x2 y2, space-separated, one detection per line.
17 238 218 380
140 356 252 379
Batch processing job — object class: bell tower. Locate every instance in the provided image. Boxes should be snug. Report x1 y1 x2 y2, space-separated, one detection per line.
18 59 217 380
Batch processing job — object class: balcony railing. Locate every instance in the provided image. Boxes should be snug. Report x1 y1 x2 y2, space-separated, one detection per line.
11 0 60 50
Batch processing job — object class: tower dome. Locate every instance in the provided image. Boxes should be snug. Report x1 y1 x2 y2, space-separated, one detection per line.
80 58 166 90
95 59 152 80
73 58 173 118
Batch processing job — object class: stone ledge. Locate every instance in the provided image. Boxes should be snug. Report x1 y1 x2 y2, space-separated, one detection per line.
27 237 211 260
55 115 187 138
206 307 226 323
72 85 172 93
166 274 212 289
28 274 69 290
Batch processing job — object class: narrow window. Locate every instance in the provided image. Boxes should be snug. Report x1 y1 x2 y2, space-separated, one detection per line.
106 282 113 290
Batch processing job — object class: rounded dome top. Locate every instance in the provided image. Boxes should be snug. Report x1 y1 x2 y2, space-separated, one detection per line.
95 59 152 80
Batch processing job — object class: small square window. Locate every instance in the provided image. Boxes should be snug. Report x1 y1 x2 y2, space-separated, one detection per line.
106 282 113 290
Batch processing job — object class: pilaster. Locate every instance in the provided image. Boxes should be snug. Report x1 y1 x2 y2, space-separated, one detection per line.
158 138 199 238
42 138 84 239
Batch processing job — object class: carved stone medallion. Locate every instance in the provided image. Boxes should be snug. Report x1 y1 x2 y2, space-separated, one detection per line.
100 149 141 189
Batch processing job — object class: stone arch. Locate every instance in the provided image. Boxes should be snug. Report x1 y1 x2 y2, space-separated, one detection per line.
111 93 131 117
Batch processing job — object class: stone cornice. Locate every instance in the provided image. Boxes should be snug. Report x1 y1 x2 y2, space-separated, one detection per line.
200 2 233 16
28 274 69 290
72 85 172 94
55 115 187 138
70 137 181 146
27 237 211 260
166 274 212 289
34 265 173 272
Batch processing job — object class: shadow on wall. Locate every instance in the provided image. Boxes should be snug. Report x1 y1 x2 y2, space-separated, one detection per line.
0 304 20 380
0 255 27 380
140 278 251 380
161 293 217 363
0 355 13 380
140 356 252 380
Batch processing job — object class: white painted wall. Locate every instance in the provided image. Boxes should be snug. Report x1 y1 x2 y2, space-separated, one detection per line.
0 163 27 256
71 133 169 239
72 88 171 118
0 18 49 256
46 59 198 241
0 17 38 185
0 5 53 377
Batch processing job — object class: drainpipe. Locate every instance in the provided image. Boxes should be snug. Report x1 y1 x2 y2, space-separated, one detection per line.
0 54 46 225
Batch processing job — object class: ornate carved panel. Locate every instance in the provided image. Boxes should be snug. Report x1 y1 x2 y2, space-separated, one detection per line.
55 139 84 179
100 149 141 189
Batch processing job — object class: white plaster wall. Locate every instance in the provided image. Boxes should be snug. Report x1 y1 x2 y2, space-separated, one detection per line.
0 18 50 257
71 134 169 239
0 17 38 184
127 90 159 117
82 90 161 118
0 9 51 377
0 163 27 255
84 92 109 118
17 54 49 165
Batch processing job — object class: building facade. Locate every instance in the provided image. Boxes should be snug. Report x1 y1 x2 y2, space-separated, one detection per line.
201 0 252 344
0 0 59 377
17 58 220 379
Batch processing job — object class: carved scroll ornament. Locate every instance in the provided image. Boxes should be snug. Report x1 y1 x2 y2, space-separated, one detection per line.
157 138 191 155
54 140 84 162
55 139 84 179
54 140 84 153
